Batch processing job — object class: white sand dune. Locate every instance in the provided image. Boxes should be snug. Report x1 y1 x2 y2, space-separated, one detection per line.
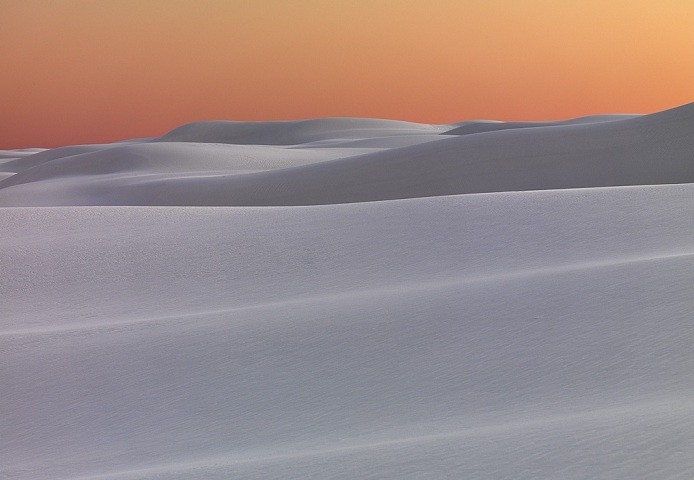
2 104 693 479
444 113 640 135
157 117 449 145
1 104 692 207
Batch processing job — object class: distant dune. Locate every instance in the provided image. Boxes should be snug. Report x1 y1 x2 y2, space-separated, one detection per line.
1 103 692 207
2 104 693 479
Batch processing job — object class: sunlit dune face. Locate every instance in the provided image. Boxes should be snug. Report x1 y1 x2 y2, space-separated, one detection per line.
1 0 693 148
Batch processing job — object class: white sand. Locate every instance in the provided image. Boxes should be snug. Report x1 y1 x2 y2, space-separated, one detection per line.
1 104 693 479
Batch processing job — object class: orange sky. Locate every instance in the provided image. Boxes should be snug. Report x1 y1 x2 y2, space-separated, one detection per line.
1 0 693 148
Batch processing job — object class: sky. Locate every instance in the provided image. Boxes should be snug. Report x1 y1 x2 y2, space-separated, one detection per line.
1 0 693 149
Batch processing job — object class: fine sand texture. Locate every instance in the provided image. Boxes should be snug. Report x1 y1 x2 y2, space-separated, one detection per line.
2 104 693 479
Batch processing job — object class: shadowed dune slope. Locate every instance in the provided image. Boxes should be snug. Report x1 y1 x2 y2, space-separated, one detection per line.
444 113 639 136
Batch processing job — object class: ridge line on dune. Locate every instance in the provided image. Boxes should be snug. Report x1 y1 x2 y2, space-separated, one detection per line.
67 396 694 480
4 249 692 337
0 181 692 211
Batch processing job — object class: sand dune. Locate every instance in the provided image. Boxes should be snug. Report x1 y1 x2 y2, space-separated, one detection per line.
0 103 692 207
157 117 449 145
2 104 693 479
444 113 639 135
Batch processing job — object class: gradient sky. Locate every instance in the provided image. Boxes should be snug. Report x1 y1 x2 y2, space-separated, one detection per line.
1 0 693 148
